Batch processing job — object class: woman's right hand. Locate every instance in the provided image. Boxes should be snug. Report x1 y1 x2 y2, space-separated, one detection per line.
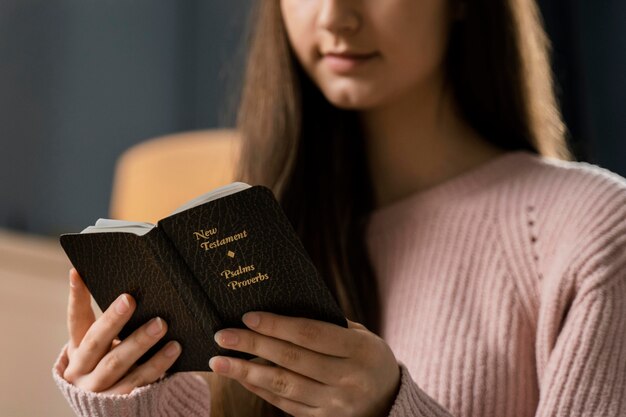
62 268 182 395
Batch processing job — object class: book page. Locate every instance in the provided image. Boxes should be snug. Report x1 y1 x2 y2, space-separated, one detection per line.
81 219 156 236
79 181 252 235
168 182 251 216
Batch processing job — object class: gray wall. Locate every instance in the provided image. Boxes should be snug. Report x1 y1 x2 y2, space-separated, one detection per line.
0 0 250 236
1 0 624 237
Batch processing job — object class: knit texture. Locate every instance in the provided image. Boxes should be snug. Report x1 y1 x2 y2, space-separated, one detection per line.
52 150 626 416
52 343 211 416
367 150 626 416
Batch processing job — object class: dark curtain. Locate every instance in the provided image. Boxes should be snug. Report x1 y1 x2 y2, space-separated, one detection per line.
538 0 626 168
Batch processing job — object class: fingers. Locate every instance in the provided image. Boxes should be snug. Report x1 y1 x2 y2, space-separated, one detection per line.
67 268 96 351
209 356 324 409
239 380 317 417
102 340 182 395
214 328 345 385
62 268 183 394
241 312 362 358
81 317 180 392
64 292 136 378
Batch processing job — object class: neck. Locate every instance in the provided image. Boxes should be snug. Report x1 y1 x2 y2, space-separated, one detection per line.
360 78 506 209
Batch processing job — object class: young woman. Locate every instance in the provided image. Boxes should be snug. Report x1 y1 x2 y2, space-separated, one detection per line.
52 0 626 416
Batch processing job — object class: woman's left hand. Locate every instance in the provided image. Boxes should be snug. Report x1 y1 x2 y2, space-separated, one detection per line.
209 312 401 417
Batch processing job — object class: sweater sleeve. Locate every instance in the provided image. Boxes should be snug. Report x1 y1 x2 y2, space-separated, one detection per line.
534 269 626 415
385 191 626 417
385 362 454 417
51 343 212 417
532 206 626 416
386 274 626 417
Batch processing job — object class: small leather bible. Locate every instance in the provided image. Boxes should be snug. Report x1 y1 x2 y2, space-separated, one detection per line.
59 182 347 373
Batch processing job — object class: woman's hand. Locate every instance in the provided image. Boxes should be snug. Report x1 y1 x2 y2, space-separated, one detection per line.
61 268 182 394
209 312 401 417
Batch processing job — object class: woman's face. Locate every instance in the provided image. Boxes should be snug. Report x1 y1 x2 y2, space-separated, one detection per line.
280 0 454 110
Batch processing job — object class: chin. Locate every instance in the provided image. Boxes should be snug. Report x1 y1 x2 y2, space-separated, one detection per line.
322 89 382 111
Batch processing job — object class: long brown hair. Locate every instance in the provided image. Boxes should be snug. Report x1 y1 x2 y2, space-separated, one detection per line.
209 0 573 415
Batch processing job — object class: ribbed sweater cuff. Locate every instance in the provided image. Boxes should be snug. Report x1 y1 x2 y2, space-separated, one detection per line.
51 343 211 417
388 362 453 417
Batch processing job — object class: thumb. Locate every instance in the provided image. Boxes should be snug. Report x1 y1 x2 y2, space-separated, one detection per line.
67 268 96 351
346 318 367 331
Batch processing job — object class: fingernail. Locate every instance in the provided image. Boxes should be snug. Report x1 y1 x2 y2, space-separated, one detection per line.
209 356 230 373
214 330 238 346
242 312 260 328
147 317 164 336
165 341 181 357
115 294 130 314
69 270 79 288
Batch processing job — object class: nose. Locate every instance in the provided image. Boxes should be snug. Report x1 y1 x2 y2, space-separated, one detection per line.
317 0 362 36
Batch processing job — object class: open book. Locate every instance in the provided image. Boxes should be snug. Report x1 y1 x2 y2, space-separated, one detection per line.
60 182 346 373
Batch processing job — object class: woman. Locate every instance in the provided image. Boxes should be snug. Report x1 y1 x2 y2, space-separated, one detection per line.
52 0 626 416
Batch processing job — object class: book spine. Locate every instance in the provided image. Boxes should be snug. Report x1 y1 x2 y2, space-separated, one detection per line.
144 229 223 339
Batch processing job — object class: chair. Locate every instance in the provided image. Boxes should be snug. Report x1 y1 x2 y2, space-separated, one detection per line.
110 128 241 223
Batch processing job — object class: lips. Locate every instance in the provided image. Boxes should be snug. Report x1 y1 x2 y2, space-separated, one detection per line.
321 51 379 73
323 51 378 59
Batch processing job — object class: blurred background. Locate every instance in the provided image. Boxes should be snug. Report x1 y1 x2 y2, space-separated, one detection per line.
0 0 624 416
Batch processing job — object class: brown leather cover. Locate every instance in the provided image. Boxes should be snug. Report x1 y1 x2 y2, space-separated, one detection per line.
59 185 346 373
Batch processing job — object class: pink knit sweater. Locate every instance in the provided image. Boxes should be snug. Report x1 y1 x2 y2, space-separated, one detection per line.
52 150 626 416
